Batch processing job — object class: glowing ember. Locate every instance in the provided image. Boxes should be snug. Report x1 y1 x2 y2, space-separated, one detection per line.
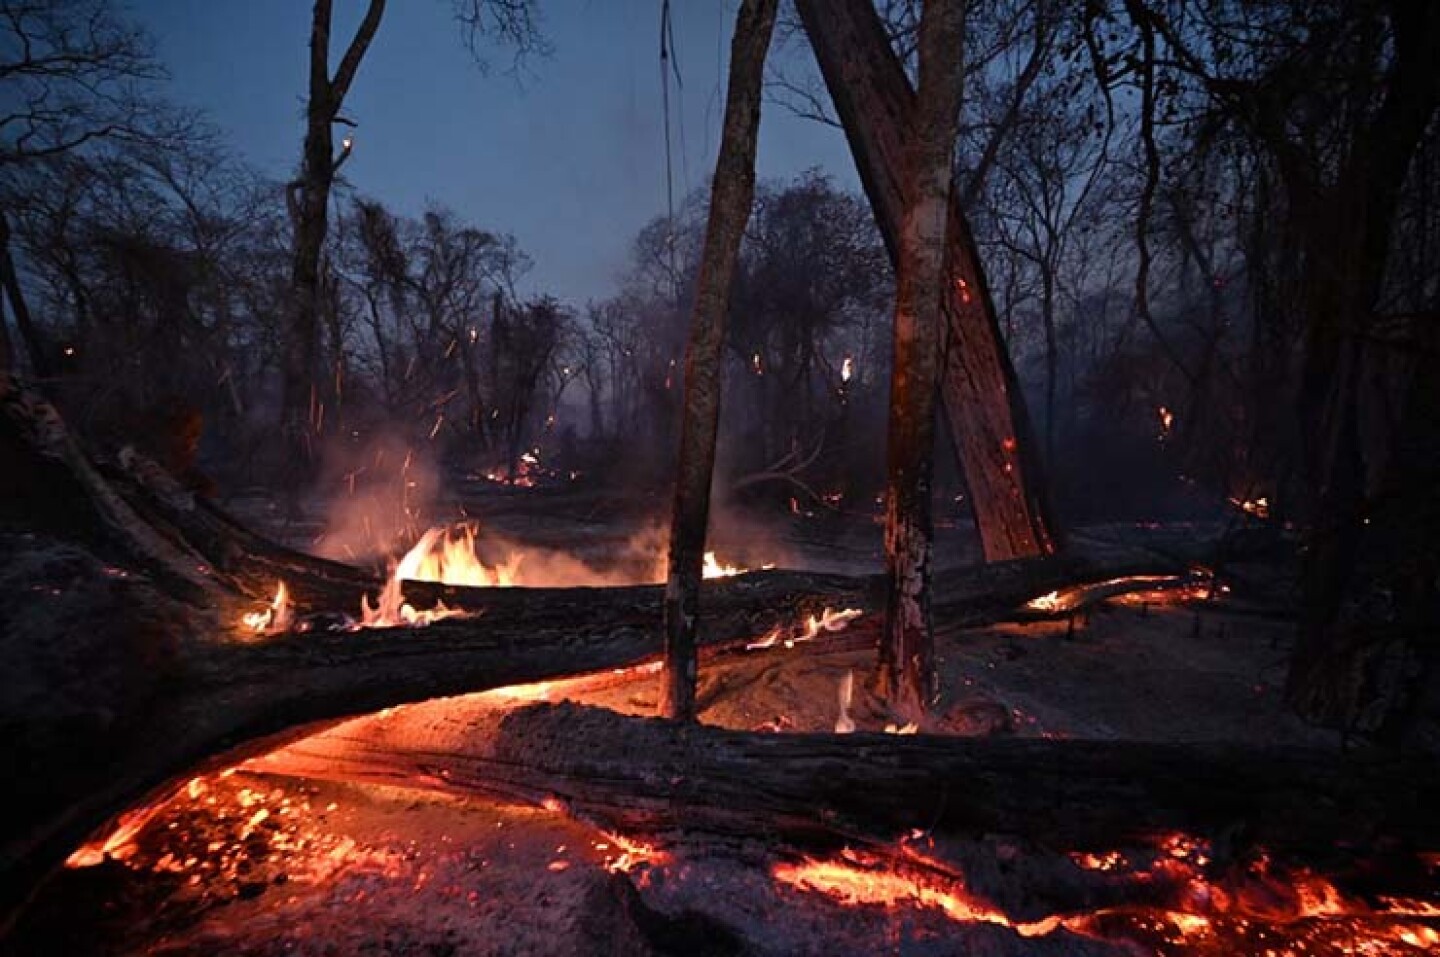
1023 575 1186 614
773 852 1058 936
1026 589 1064 612
1228 494 1270 519
241 580 293 634
1158 405 1174 437
597 832 670 875
65 784 189 868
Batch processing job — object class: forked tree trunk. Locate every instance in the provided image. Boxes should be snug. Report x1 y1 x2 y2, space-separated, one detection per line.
281 0 385 486
875 0 968 716
662 0 779 720
795 0 1058 562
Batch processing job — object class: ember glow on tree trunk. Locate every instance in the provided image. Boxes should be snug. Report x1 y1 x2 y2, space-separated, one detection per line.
796 0 1058 562
875 0 968 717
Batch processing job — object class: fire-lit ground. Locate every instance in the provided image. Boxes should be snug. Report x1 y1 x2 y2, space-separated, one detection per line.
17 590 1439 955
12 490 1436 955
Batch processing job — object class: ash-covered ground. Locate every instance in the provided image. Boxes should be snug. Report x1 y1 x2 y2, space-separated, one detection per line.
8 487 1436 956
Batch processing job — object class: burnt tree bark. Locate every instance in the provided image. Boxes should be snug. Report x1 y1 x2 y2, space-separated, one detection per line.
0 373 1216 929
662 0 778 721
258 699 1440 860
796 0 1058 562
875 0 968 716
281 0 385 485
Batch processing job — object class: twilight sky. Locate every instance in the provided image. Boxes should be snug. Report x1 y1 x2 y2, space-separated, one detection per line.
133 0 860 304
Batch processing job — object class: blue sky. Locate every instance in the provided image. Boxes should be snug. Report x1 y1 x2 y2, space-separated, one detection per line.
132 0 860 303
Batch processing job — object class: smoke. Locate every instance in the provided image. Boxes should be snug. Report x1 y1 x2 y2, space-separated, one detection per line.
309 420 796 585
311 429 447 565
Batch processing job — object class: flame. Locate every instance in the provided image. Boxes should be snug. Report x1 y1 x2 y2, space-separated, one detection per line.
241 581 293 634
835 671 855 733
702 551 749 579
1229 495 1270 519
356 577 468 629
746 607 864 650
396 525 521 588
841 356 854 383
1158 405 1174 436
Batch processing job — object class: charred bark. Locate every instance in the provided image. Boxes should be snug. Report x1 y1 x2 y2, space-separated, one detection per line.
875 0 968 717
0 374 1218 929
280 0 386 488
662 0 778 721
795 0 1058 562
258 699 1440 859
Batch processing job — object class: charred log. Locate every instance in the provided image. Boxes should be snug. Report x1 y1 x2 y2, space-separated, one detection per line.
0 374 1224 930
257 699 1440 860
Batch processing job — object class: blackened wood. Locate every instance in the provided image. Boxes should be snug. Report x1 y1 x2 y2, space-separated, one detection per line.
663 0 778 720
280 0 386 483
257 700 1440 858
795 0 1058 561
876 0 968 716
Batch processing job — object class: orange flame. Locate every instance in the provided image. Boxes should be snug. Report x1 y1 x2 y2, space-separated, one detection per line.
746 607 863 651
241 581 293 634
773 852 1061 937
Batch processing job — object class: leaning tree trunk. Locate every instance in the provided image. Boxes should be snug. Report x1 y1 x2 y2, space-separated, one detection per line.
661 0 779 721
281 0 385 488
875 0 968 717
796 0 1058 562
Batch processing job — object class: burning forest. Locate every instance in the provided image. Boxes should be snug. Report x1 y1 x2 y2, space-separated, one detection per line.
2 0 1439 955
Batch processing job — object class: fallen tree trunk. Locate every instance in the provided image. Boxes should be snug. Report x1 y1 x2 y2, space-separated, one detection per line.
257 699 1440 858
0 374 1215 929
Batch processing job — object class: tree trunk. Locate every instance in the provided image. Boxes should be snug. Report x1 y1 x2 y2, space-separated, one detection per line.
281 0 385 489
662 0 779 721
875 0 968 717
0 211 50 380
795 0 1058 562
258 699 1440 858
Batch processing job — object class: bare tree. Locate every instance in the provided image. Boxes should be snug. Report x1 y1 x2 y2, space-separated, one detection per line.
281 0 386 487
0 0 163 373
662 0 780 722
